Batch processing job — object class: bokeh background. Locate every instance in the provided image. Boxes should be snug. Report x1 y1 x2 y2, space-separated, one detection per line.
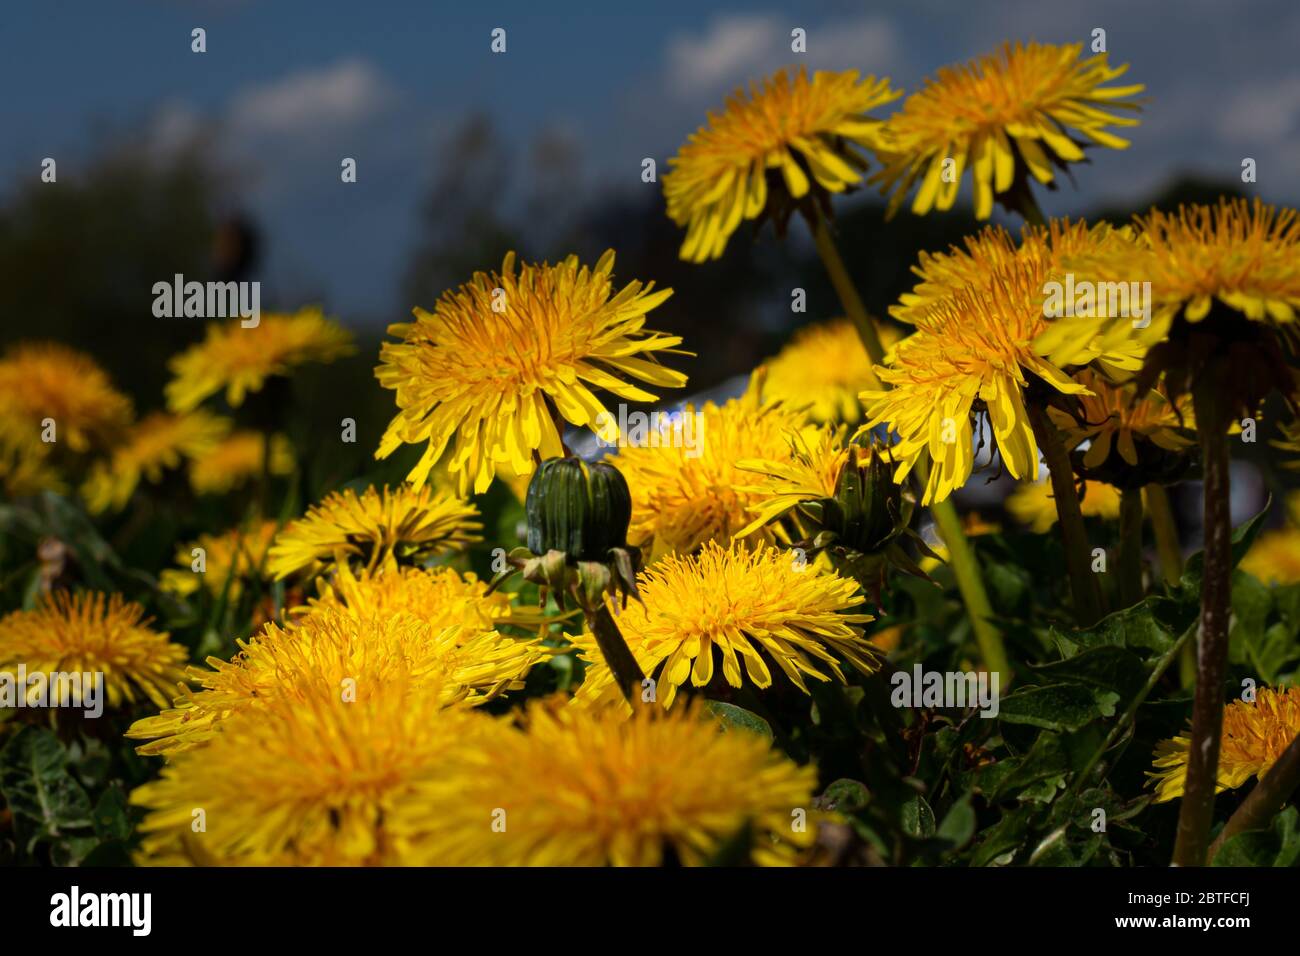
3 0 1297 539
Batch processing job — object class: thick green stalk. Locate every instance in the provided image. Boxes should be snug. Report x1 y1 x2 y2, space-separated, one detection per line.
1172 381 1233 867
1145 483 1196 688
930 494 1010 685
1208 730 1300 862
808 209 886 369
802 216 1006 680
1118 486 1145 608
1026 404 1104 626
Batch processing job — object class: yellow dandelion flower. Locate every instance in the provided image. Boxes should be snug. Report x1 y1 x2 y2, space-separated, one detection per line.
408 698 818 866
0 342 132 452
1036 199 1300 370
863 226 1143 504
127 597 543 757
614 372 811 557
131 672 496 865
1150 686 1300 802
1047 369 1193 470
873 42 1142 220
375 250 687 496
733 424 867 536
165 307 354 413
0 412 63 497
160 519 279 600
664 66 900 262
266 483 481 580
1240 529 1300 586
81 411 231 513
0 591 187 710
187 430 294 495
762 319 901 422
573 539 877 712
1005 475 1121 533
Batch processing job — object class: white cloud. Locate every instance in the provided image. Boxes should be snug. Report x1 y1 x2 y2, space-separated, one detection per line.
229 58 395 135
663 13 900 99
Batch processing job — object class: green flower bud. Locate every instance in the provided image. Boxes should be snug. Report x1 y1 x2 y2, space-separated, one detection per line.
525 457 632 561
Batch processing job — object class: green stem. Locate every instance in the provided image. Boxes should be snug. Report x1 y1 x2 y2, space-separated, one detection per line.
1069 622 1194 796
1118 486 1145 608
929 494 1010 685
1145 483 1196 688
1208 730 1300 863
1172 379 1233 867
585 602 645 706
808 208 886 369
1026 404 1104 626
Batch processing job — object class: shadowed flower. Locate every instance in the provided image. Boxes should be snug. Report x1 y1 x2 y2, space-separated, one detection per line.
1150 686 1300 802
873 42 1142 219
266 483 481 580
762 319 900 423
375 250 687 495
0 413 62 497
664 67 900 261
160 520 279 601
407 698 818 866
127 597 546 757
1005 474 1121 533
0 342 132 452
614 372 811 558
187 430 294 495
572 539 877 712
1047 369 1194 472
130 672 496 865
165 307 354 412
81 410 231 513
0 591 188 710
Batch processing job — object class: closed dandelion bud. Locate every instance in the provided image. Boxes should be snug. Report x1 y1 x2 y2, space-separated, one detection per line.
825 447 908 554
525 457 632 561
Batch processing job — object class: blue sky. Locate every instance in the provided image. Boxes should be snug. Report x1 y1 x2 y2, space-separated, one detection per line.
5 0 1299 322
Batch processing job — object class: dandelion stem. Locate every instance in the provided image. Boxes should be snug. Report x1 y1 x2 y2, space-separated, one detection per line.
1118 486 1145 608
930 494 1011 685
808 208 886 372
1208 730 1300 863
1026 403 1104 626
585 602 645 706
1173 377 1234 867
1146 483 1196 687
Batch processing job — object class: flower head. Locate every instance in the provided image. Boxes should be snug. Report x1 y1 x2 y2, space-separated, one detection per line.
187 430 294 495
375 250 687 495
614 372 812 558
0 591 188 710
1239 529 1300 586
165 308 354 412
873 42 1142 219
1005 475 1121 533
81 411 230 513
407 698 818 866
573 539 877 711
762 319 900 422
266 483 481 580
0 342 132 452
0 413 62 497
1150 686 1300 802
127 592 546 757
131 671 495 865
664 67 900 261
160 520 279 601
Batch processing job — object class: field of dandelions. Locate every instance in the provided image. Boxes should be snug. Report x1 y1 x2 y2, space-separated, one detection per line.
2 40 1299 869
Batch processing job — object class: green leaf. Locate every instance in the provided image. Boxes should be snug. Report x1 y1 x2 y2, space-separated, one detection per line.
819 778 870 814
1029 646 1147 706
937 794 976 849
1212 806 1300 867
704 701 773 740
91 786 132 842
1181 498 1270 594
0 726 93 855
999 684 1103 733
901 794 935 838
1051 599 1176 658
